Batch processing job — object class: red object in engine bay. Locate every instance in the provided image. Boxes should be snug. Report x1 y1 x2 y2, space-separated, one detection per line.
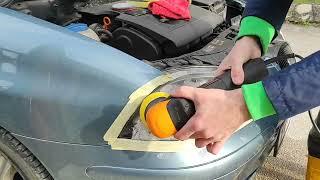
148 0 191 20
103 17 112 30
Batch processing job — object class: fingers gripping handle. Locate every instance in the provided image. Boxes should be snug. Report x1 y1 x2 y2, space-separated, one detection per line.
200 58 268 89
168 58 268 130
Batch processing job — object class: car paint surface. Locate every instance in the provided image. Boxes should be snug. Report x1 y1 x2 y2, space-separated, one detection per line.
0 7 161 145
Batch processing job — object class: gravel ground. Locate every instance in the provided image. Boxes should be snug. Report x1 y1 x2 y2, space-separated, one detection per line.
256 23 320 180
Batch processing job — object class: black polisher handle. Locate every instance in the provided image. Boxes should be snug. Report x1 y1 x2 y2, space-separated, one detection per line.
167 58 269 131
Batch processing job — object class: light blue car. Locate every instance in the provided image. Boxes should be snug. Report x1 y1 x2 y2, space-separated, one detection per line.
0 0 294 179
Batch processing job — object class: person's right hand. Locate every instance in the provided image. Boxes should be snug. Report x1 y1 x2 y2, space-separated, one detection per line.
215 36 262 85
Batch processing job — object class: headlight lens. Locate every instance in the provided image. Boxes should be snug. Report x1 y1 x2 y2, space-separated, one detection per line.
158 66 217 93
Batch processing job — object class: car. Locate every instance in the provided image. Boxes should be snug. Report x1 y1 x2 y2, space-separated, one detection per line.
0 0 295 179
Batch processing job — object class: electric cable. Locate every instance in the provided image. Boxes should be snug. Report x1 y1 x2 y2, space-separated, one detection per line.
264 53 302 65
308 111 320 135
294 54 304 60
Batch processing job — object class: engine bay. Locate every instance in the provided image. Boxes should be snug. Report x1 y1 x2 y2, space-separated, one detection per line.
3 0 244 61
79 1 225 60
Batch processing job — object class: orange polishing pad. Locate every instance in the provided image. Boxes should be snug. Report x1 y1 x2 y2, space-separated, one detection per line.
146 100 177 138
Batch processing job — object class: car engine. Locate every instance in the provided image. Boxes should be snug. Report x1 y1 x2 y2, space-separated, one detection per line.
79 1 225 60
4 0 236 60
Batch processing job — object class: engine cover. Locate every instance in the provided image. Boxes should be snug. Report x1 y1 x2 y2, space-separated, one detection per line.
114 5 223 48
110 27 162 60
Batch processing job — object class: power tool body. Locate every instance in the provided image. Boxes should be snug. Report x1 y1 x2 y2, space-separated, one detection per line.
140 55 293 138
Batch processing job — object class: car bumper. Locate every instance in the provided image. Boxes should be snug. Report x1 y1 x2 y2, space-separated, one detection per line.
86 126 275 180
13 115 279 180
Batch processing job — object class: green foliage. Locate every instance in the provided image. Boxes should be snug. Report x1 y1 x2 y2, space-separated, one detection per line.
294 0 320 4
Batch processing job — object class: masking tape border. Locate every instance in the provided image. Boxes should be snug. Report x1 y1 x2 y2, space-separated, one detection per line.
103 73 253 152
103 74 173 145
111 139 195 152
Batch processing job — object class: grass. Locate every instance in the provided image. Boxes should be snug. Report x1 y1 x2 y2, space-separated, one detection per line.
294 0 320 4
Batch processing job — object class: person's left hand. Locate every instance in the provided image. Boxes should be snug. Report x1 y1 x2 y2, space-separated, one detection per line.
172 86 251 154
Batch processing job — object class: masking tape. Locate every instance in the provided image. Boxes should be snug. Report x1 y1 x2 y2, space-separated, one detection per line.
111 139 195 152
103 74 172 145
103 73 253 152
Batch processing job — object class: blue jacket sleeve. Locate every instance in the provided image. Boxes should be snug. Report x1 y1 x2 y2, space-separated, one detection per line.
243 0 293 30
263 51 320 120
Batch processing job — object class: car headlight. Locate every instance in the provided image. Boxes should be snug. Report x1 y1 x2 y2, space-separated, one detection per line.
118 66 217 141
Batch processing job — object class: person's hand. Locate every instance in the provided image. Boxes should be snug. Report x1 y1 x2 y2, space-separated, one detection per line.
172 86 250 154
215 36 262 85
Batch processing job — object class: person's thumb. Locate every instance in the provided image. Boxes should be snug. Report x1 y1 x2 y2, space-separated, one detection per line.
206 135 230 155
207 141 225 155
171 86 196 101
230 62 245 85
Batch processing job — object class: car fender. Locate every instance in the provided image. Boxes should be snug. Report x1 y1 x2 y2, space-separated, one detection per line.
0 7 161 145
